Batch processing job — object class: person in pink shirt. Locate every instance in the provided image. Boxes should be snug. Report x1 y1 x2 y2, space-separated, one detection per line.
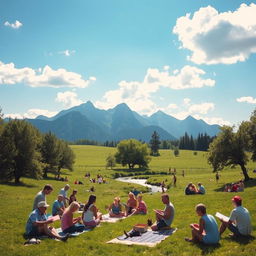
61 202 84 234
133 194 147 215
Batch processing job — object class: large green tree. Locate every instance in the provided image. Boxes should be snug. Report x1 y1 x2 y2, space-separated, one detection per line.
0 120 43 183
149 131 161 156
208 126 250 181
115 139 150 169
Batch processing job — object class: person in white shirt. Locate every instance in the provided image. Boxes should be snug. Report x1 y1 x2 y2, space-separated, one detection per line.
59 184 70 207
219 196 252 237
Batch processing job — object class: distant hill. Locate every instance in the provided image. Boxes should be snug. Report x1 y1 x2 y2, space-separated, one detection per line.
26 101 220 142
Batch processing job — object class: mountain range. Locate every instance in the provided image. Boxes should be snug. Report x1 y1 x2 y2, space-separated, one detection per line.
24 101 220 142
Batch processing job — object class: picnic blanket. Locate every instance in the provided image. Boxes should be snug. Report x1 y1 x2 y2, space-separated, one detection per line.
101 214 127 223
107 228 177 247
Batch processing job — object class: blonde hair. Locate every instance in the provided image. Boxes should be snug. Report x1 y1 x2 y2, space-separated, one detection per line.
129 192 136 200
67 201 80 213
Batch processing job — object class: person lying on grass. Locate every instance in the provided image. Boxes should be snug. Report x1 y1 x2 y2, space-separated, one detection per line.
26 201 68 241
185 204 219 244
82 195 102 227
108 197 125 217
132 194 147 215
125 192 137 216
151 194 175 231
52 194 65 216
61 202 84 234
219 196 252 238
184 183 198 195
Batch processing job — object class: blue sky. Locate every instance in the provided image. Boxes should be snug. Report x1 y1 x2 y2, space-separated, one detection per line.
0 0 256 126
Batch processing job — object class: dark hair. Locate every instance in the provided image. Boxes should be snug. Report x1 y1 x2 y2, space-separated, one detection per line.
196 203 206 214
43 184 53 191
84 195 96 212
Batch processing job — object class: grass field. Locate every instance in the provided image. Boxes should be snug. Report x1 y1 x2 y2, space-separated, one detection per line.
1 145 256 256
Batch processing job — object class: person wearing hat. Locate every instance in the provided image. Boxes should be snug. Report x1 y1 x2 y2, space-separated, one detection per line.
59 184 70 207
26 201 68 241
52 194 65 216
32 184 53 210
219 196 252 237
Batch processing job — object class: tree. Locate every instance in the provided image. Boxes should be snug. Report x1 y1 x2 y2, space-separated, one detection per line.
149 131 161 156
115 139 150 169
0 120 43 183
208 126 250 181
173 147 179 157
106 154 116 169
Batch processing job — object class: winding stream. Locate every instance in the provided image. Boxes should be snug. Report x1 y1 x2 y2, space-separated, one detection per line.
115 177 162 193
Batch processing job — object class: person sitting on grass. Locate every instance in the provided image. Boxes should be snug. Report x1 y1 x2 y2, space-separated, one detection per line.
151 194 175 231
198 183 206 195
69 189 78 204
32 184 53 210
125 192 137 216
52 194 65 216
61 202 84 234
219 196 252 238
108 197 125 217
26 201 68 241
133 194 147 215
82 195 102 227
237 180 244 192
185 203 219 244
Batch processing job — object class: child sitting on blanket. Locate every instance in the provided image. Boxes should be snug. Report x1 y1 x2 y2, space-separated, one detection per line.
108 197 125 217
82 195 102 227
61 202 85 234
125 192 137 216
185 203 219 244
133 194 147 215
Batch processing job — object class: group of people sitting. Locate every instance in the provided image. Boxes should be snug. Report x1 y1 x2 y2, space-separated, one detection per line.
224 180 244 192
88 174 107 184
185 182 206 195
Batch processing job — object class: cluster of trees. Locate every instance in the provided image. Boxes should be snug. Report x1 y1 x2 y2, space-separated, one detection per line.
72 139 118 147
0 114 75 183
208 110 256 181
179 132 214 151
149 131 161 156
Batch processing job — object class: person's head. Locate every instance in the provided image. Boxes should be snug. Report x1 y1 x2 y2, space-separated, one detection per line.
114 197 120 204
232 196 242 207
84 195 97 212
161 194 169 204
64 184 70 191
128 192 135 200
188 182 192 188
198 183 202 187
72 189 77 195
68 201 80 213
137 194 143 202
195 203 206 216
43 184 53 195
57 194 64 201
37 201 49 214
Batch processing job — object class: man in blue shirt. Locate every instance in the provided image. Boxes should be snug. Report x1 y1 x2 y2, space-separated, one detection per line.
198 183 206 194
52 195 65 216
26 201 68 241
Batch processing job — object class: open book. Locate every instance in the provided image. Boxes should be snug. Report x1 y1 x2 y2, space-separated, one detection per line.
47 215 60 222
215 212 229 222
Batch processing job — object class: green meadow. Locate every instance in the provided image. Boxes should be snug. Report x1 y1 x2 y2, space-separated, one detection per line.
1 145 256 256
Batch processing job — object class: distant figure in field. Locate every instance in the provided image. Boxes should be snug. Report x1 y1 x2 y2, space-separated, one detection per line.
185 204 219 244
215 172 220 183
61 202 84 234
182 170 185 177
161 181 165 193
108 197 125 217
33 184 53 210
52 194 65 216
59 184 70 207
90 186 95 192
173 174 177 187
133 194 147 215
69 189 78 204
198 183 206 195
237 180 244 192
26 201 68 241
219 196 252 238
125 192 137 216
82 195 102 227
151 194 175 231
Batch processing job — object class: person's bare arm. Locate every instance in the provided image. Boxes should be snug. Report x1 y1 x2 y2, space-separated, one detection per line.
198 218 204 235
163 206 171 220
34 219 53 226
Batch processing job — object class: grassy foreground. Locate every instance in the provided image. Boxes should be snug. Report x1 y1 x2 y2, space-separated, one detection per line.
0 145 256 256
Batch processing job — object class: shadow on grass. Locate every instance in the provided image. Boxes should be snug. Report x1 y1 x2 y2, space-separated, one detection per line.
196 243 220 255
222 235 255 245
214 178 256 192
0 181 37 188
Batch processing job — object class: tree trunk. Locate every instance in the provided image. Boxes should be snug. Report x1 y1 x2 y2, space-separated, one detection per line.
14 176 20 184
239 164 250 181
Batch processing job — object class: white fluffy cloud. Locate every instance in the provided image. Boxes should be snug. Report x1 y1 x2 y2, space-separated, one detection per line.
0 61 95 88
4 20 23 29
173 3 256 64
95 65 215 114
55 91 83 108
193 115 231 126
5 109 57 119
188 102 215 114
58 49 76 57
237 96 256 104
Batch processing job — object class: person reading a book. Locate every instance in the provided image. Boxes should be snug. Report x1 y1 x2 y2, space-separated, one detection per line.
185 204 219 244
151 194 175 231
219 196 252 237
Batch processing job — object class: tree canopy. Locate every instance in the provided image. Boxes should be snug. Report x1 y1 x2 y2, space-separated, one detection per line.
149 131 161 156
